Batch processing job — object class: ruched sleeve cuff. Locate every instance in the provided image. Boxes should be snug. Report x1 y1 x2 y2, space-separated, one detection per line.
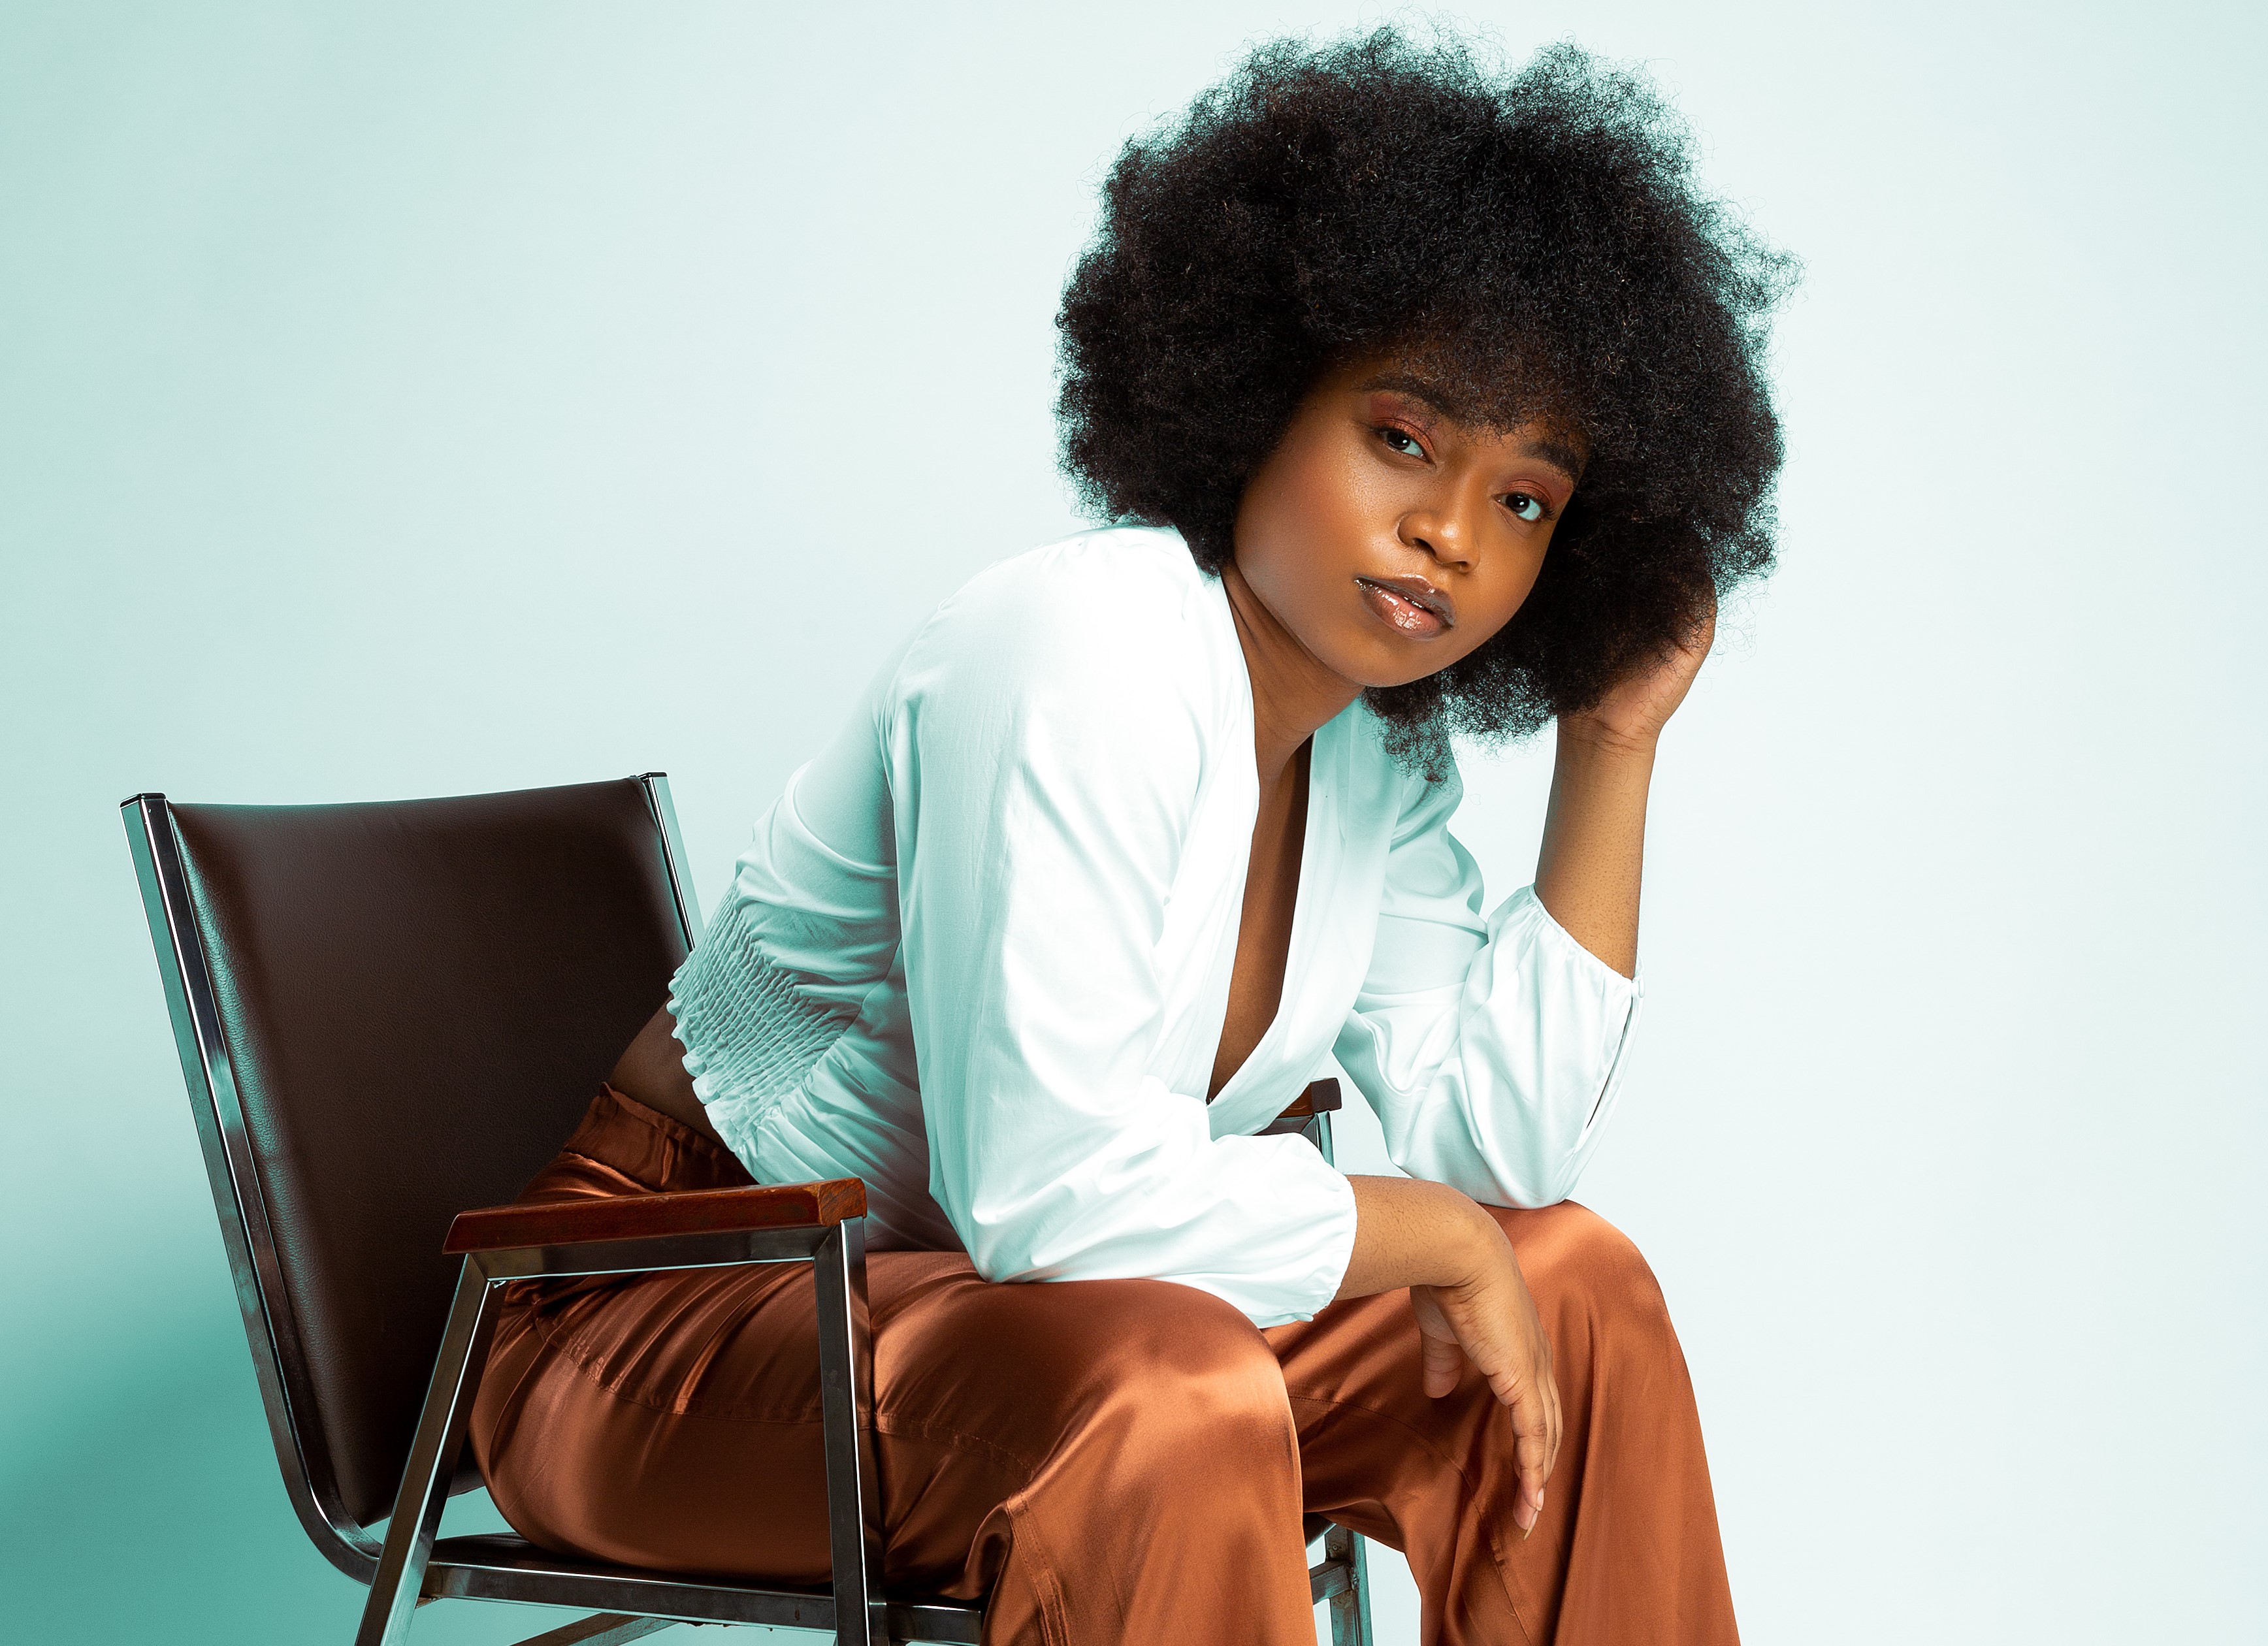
666 899 852 1158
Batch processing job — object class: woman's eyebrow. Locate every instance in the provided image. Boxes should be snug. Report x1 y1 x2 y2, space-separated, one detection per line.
1519 436 1586 485
1354 370 1461 414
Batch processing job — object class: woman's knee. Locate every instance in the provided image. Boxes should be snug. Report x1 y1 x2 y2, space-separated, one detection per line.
1491 1200 1676 1353
1057 1280 1297 1462
918 1272 1291 1431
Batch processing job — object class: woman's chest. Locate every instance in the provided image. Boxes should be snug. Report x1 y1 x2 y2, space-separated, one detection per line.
1149 713 1399 1133
1207 743 1308 1099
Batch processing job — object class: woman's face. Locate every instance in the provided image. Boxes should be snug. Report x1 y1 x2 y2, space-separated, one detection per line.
1232 354 1581 689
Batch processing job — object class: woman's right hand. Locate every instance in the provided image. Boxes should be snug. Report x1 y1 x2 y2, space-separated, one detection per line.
1410 1231 1561 1534
1338 1175 1563 1536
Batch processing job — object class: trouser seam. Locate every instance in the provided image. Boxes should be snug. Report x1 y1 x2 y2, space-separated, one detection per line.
997 1500 1073 1646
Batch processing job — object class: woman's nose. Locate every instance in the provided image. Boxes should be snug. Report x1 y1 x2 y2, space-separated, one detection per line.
1397 506 1476 569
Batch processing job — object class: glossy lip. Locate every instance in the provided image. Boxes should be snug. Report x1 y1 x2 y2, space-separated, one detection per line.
1355 573 1457 628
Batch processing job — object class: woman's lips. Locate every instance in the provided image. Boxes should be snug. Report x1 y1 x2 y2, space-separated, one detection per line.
1355 575 1455 638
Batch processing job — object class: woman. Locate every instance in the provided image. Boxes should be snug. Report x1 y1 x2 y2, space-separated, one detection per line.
473 31 1789 1646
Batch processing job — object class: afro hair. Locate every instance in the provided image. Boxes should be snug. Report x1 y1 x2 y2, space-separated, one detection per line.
1056 28 1796 767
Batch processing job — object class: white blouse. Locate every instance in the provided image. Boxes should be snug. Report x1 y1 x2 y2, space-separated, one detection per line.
667 526 1643 1327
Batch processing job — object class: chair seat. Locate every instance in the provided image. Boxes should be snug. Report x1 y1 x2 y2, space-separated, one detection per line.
425 1534 986 1643
423 1528 1356 1639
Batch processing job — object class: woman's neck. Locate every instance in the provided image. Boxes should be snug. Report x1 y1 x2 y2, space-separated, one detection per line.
1221 558 1364 783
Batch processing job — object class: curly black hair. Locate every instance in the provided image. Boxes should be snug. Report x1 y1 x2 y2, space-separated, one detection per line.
1056 29 1794 768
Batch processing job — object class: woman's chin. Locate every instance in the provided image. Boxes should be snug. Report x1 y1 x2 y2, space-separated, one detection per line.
1325 637 1463 693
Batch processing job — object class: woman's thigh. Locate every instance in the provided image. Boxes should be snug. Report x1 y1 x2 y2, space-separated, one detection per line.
473 1246 1305 1598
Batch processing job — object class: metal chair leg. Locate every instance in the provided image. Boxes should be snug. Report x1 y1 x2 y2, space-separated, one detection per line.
1323 1524 1374 1646
813 1218 886 1646
355 1259 502 1646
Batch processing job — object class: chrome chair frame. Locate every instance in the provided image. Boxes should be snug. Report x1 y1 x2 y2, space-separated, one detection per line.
125 773 1374 1646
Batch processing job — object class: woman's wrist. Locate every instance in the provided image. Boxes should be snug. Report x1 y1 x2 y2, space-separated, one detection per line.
1555 709 1663 764
1443 1194 1514 1291
1421 1182 1510 1291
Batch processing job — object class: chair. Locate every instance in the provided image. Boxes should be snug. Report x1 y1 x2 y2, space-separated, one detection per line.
123 775 1376 1646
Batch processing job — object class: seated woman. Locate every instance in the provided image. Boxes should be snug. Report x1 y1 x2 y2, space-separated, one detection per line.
473 30 1789 1646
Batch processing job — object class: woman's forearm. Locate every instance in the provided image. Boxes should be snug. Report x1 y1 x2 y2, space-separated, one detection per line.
1532 720 1657 978
1335 1174 1505 1298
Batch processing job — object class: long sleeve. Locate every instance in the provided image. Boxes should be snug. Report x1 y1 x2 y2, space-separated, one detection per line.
884 547 1357 1327
1333 758 1644 1208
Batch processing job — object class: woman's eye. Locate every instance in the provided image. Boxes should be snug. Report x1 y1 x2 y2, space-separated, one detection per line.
1504 492 1546 523
1378 427 1426 459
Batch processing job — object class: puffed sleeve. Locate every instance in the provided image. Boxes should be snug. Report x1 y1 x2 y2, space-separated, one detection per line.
1333 757 1643 1208
884 550 1358 1327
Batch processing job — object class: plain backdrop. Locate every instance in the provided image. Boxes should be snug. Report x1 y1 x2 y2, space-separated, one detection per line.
3 3 2262 1642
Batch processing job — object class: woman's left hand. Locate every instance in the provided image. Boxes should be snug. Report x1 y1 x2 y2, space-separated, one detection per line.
1561 592 1717 751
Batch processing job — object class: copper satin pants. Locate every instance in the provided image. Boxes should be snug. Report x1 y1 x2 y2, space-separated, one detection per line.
470 1090 1738 1645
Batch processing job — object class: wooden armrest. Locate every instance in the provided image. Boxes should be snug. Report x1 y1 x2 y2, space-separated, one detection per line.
1274 1078 1342 1123
446 1085 1335 1255
442 1178 867 1255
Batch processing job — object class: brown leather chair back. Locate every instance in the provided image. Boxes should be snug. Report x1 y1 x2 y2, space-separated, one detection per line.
127 777 696 1539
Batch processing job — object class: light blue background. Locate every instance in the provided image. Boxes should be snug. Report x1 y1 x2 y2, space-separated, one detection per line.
3 3 2261 1641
